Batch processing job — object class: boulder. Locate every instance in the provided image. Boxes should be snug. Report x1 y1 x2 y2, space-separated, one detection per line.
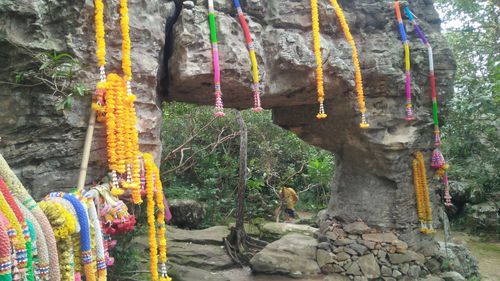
346 262 362 276
348 243 368 255
357 254 380 279
250 233 321 276
167 226 229 245
437 242 479 279
316 249 335 267
388 250 425 265
260 222 318 240
167 241 234 270
170 199 205 229
440 271 466 281
168 263 230 281
343 221 371 235
464 201 499 232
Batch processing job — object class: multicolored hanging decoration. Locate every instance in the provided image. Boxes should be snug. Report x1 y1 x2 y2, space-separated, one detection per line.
310 0 327 119
83 191 107 281
0 155 60 281
413 152 433 234
404 6 440 145
404 6 452 207
208 0 225 116
232 0 262 112
48 193 95 281
394 1 415 121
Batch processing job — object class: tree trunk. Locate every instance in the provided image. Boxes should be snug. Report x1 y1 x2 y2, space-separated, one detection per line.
235 110 248 231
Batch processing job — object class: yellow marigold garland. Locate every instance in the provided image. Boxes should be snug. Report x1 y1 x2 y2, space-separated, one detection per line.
143 154 159 281
153 163 170 281
329 0 369 128
95 0 106 68
310 0 327 119
120 0 132 81
413 152 433 234
38 201 76 281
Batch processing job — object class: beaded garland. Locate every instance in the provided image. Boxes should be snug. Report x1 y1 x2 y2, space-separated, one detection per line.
208 0 225 116
0 154 60 281
48 193 95 281
38 201 77 281
394 1 415 121
413 152 433 234
83 191 107 281
0 213 12 281
25 220 35 281
232 0 262 112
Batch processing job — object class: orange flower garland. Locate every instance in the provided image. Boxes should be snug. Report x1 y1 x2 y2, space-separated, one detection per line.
143 153 159 281
153 163 170 281
413 152 433 234
310 0 327 119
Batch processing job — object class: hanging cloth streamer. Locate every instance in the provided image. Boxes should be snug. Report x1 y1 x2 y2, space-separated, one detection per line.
208 0 225 116
394 1 415 121
404 6 440 146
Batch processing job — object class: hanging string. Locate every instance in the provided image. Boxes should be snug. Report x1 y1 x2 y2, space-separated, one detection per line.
208 0 225 116
310 0 327 119
404 6 440 146
329 0 370 128
232 0 263 112
395 1 415 121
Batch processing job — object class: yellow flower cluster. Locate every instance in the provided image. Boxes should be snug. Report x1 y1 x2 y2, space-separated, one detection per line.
94 0 106 67
38 201 77 281
120 0 132 81
143 153 159 281
153 162 171 281
0 192 26 268
413 152 433 234
310 0 327 119
329 0 369 128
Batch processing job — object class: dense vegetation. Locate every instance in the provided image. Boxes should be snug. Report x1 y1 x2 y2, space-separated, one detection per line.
161 104 334 226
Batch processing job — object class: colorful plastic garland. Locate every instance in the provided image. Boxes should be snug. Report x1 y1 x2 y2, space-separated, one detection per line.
0 154 60 281
0 213 12 281
232 0 263 112
394 1 415 121
48 193 95 281
83 191 107 281
208 0 225 116
413 152 433 234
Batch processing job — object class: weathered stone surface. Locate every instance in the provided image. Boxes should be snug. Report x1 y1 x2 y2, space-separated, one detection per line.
399 263 410 275
381 265 392 277
335 252 351 262
388 250 425 265
0 0 172 197
393 240 408 253
170 199 205 229
316 249 334 267
169 263 230 281
357 254 380 279
324 273 351 281
408 265 421 278
250 233 320 276
261 222 318 240
317 241 331 251
344 221 371 235
167 0 455 234
167 241 234 270
167 225 229 245
346 262 362 276
440 271 466 281
465 201 500 232
362 233 399 244
348 243 368 255
335 238 355 246
425 258 441 274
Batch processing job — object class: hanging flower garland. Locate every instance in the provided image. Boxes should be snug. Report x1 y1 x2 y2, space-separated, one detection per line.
153 162 170 281
48 193 95 281
232 0 263 112
208 0 225 116
143 154 159 281
82 191 107 281
394 1 415 121
24 220 36 281
412 152 433 234
0 213 13 281
16 200 50 280
310 0 327 119
0 154 60 281
38 201 77 281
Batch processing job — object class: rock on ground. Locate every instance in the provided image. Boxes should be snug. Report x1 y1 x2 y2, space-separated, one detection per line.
250 233 321 276
169 199 205 229
260 222 318 240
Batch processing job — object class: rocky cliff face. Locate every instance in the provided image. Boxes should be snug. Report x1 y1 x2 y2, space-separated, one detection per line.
0 0 455 234
167 0 456 233
0 0 174 198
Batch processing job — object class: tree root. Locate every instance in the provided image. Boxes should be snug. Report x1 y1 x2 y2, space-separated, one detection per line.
223 226 268 266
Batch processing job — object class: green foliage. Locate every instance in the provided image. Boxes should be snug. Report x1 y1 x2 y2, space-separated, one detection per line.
435 1 500 218
6 51 89 110
161 103 334 226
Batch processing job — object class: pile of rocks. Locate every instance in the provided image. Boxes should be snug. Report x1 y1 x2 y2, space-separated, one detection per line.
316 221 445 281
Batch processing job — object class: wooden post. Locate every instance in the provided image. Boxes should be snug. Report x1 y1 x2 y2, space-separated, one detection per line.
77 110 97 191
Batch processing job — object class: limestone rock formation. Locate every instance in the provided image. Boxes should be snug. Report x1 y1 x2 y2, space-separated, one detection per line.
0 0 173 198
166 0 456 234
